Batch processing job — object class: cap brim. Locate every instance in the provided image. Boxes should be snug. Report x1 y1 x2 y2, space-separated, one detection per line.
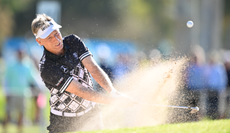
39 24 62 39
35 19 62 39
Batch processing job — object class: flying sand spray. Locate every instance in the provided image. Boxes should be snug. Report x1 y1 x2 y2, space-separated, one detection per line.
78 57 199 130
96 56 198 129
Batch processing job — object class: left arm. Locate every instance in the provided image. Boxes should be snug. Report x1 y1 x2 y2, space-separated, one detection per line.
82 55 116 93
80 54 139 107
82 56 138 106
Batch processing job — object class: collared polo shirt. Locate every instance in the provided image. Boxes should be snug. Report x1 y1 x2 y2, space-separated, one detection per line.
39 34 96 113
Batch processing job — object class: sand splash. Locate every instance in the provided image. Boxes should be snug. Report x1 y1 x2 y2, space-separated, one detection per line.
78 57 189 131
100 57 189 129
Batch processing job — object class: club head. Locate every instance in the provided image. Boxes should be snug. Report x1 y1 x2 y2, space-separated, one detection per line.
190 107 199 113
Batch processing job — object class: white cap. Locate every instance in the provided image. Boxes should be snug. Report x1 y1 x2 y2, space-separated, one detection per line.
35 19 62 39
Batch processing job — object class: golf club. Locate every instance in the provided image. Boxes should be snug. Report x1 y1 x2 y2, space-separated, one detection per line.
138 102 199 114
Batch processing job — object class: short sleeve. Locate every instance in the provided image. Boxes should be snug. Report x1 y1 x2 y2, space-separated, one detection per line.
66 34 92 61
41 66 73 93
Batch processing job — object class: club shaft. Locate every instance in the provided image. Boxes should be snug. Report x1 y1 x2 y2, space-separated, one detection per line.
139 102 195 110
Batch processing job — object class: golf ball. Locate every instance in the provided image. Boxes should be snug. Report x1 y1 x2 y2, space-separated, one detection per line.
187 20 194 28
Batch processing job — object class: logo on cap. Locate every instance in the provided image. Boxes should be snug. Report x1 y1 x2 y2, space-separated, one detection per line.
41 22 54 31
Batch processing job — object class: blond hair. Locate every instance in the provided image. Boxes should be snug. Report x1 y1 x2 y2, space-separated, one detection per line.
31 14 53 36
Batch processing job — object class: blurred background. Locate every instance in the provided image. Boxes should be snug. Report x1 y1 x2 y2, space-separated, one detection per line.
0 0 230 132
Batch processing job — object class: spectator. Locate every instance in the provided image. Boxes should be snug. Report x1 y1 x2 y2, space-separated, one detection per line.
223 50 230 118
206 50 227 119
3 49 39 133
185 45 207 120
26 54 44 124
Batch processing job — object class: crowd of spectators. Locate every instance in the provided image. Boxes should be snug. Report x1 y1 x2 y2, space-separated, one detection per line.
185 45 230 120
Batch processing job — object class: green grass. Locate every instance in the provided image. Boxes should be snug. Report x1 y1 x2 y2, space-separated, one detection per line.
0 124 41 133
0 88 6 120
76 119 230 133
1 119 229 133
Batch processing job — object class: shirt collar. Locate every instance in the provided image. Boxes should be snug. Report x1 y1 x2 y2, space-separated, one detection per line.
44 44 70 61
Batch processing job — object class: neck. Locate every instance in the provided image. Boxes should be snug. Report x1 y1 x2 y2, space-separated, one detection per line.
56 48 65 56
44 47 64 56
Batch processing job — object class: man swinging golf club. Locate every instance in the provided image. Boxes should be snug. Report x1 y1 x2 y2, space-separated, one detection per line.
31 14 137 133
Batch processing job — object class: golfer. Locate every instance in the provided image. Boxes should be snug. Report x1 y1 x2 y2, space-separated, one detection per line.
31 14 136 133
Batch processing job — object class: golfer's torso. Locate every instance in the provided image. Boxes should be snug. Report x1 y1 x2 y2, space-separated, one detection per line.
40 35 96 114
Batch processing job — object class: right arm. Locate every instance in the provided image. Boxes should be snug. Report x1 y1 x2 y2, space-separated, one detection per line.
65 78 138 106
42 67 137 106
42 68 117 105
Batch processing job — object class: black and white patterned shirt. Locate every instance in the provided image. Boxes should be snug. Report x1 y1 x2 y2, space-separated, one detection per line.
39 34 96 113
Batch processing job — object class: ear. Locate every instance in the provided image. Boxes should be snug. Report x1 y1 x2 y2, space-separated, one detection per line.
36 38 43 46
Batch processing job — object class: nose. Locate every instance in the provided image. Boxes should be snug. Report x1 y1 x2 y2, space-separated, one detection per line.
54 35 61 43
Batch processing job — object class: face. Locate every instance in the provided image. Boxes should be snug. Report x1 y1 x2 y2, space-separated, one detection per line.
36 29 63 55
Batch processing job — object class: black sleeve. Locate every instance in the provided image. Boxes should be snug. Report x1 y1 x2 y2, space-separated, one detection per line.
70 34 92 61
41 65 73 93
